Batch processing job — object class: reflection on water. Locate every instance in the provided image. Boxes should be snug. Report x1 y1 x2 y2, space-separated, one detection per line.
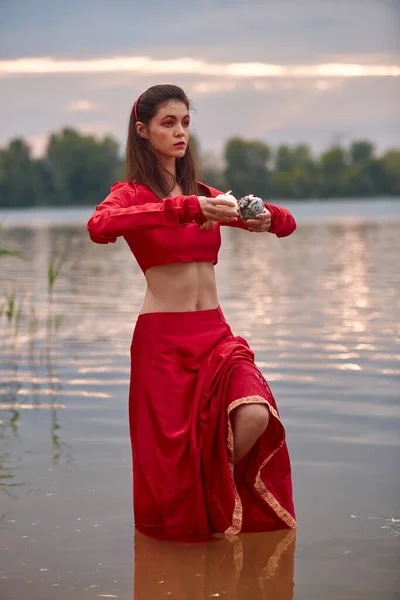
133 529 295 599
1 202 400 598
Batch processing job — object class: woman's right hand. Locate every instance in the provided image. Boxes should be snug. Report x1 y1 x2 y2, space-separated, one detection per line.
197 196 238 223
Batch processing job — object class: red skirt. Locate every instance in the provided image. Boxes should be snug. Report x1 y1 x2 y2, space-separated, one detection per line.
129 307 295 540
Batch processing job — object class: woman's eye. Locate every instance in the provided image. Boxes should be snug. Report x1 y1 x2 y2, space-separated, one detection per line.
163 121 173 126
183 121 190 127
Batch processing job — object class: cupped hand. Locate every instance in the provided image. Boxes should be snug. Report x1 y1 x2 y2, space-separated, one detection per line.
245 208 272 232
198 196 238 223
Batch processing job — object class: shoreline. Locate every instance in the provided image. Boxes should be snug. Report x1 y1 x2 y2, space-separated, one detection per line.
1 197 400 228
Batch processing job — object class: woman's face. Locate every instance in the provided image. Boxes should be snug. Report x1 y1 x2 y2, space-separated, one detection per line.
139 100 190 160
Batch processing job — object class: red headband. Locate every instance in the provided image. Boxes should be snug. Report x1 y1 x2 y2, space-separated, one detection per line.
134 92 144 122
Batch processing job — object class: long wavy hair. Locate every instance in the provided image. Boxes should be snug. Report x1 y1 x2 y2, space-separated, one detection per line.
125 84 200 199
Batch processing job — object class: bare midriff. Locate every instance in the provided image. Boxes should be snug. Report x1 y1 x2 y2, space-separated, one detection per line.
140 261 219 314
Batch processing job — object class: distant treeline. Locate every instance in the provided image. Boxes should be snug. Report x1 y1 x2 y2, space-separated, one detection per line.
0 128 399 208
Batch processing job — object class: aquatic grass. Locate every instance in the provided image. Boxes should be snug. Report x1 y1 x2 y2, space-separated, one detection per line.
0 233 68 354
47 246 69 298
9 408 20 433
46 243 69 355
0 248 24 259
0 247 31 434
28 298 38 330
1 359 22 434
0 511 11 524
4 289 16 324
1 285 26 434
50 406 63 464
1 287 25 352
0 223 25 261
0 455 27 497
0 234 71 465
45 357 73 465
53 314 63 335
0 237 25 349
13 297 24 339
28 297 39 353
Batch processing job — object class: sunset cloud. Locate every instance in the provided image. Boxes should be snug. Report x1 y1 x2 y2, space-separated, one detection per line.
1 56 399 79
67 99 98 112
1 0 399 158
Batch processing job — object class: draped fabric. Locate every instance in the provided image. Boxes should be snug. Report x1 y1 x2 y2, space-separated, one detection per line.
129 307 295 541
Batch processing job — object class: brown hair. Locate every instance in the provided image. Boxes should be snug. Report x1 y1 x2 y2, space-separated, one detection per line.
125 84 200 199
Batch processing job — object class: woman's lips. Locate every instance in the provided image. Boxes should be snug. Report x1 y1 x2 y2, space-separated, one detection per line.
174 142 185 147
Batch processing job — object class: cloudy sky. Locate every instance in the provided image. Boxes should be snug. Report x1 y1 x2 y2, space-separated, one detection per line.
1 0 399 160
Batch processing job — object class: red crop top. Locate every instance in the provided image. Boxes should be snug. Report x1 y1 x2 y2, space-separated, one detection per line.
86 181 296 273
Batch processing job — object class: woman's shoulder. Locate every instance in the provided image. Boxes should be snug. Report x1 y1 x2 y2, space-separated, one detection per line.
109 180 223 201
110 181 157 204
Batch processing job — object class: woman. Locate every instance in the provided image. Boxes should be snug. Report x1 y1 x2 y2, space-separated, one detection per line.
87 84 296 541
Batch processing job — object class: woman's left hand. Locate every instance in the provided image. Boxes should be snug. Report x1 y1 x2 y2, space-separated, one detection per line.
246 208 272 232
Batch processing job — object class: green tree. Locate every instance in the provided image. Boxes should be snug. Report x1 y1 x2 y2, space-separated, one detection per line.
292 144 314 169
270 171 293 198
341 141 386 196
319 145 347 197
0 139 44 208
224 138 271 198
190 136 226 190
379 149 400 195
271 144 317 198
188 134 200 164
275 144 293 172
45 128 122 205
200 162 226 191
349 140 375 166
1 130 400 206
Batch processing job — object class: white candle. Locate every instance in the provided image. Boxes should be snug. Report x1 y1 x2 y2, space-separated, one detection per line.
215 190 238 208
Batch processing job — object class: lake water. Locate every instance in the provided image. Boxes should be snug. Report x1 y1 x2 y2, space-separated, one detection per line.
1 199 399 599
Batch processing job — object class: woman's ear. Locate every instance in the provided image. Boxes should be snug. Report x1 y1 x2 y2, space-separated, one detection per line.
135 122 148 139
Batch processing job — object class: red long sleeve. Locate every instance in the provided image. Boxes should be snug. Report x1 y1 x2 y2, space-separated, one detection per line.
219 217 251 231
265 203 296 237
220 203 296 237
198 183 296 237
87 189 206 244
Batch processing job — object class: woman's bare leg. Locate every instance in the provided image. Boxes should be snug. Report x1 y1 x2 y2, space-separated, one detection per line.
231 403 270 465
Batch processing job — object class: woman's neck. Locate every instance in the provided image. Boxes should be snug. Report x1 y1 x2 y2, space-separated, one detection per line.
158 155 176 182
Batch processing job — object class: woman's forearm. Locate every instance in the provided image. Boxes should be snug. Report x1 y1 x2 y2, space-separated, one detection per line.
87 193 206 244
